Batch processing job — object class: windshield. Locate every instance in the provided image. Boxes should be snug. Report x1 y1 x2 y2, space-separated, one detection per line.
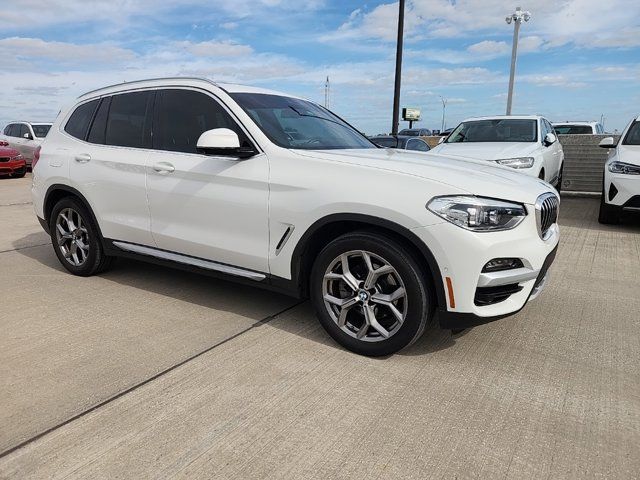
623 121 640 145
446 119 537 143
230 93 374 150
32 124 51 138
553 125 592 135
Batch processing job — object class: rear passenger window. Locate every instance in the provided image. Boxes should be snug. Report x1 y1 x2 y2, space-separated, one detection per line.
8 124 19 137
154 89 242 154
87 97 111 144
65 100 99 140
3 125 10 135
105 91 153 149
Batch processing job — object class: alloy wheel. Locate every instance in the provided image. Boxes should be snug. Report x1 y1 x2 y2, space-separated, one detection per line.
322 250 407 342
55 207 90 267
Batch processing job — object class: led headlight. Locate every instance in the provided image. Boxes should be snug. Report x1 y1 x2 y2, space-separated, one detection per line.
608 161 640 175
427 196 527 232
495 157 534 169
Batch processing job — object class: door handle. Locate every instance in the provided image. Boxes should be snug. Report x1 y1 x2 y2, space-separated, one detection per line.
74 153 91 163
153 162 175 174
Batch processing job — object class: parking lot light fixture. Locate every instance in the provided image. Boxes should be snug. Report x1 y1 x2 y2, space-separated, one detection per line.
505 6 531 115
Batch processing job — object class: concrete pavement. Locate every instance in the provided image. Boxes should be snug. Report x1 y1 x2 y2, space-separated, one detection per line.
0 174 638 479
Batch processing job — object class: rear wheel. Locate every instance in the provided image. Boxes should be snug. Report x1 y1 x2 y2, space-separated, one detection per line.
49 197 114 276
310 231 432 356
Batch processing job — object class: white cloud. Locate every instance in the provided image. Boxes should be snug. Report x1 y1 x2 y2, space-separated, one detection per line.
173 40 254 58
327 0 640 50
467 40 509 56
0 37 136 66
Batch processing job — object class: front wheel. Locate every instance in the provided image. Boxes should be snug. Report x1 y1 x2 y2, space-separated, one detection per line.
310 232 433 356
598 195 621 225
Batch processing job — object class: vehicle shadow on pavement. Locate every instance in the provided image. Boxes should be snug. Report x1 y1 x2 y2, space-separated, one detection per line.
12 235 462 357
11 238 295 322
559 197 640 233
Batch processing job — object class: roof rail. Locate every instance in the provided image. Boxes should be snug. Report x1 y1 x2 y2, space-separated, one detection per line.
77 76 219 98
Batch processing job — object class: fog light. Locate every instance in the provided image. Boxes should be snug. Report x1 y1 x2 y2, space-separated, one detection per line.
482 258 524 272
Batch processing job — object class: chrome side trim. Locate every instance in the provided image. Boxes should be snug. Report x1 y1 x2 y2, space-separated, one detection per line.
112 241 266 281
477 267 539 287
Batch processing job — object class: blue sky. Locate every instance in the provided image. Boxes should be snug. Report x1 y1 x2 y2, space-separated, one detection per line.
1 0 639 134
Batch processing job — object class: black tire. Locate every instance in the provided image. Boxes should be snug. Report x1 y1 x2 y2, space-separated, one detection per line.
310 231 433 356
598 193 621 225
12 170 26 178
49 197 114 276
554 163 563 191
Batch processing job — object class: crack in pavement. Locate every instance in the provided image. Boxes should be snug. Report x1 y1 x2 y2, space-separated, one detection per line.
0 300 305 460
0 243 50 255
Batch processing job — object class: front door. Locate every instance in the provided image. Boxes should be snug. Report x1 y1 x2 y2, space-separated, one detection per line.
145 88 269 273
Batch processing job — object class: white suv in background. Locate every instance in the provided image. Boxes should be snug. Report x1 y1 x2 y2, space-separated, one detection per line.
553 121 605 135
431 115 564 189
1 121 52 167
598 116 640 224
32 78 560 356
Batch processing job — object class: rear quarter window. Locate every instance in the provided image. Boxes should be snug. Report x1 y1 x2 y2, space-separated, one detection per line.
65 100 99 140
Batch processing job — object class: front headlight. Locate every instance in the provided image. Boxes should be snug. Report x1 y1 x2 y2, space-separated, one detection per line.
427 196 527 232
495 157 535 169
608 161 640 175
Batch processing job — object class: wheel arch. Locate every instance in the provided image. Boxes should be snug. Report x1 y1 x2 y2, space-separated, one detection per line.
290 213 446 308
43 184 105 244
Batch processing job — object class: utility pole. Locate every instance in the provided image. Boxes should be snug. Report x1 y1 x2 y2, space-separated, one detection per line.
324 76 330 109
391 0 405 135
505 7 531 115
440 96 447 132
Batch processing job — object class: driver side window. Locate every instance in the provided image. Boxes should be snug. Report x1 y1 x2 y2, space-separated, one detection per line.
154 89 244 154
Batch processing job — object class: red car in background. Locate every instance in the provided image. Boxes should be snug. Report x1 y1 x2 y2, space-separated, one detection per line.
0 145 27 178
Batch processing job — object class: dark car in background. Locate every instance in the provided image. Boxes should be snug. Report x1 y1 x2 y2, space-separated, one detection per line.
369 135 431 152
398 128 432 136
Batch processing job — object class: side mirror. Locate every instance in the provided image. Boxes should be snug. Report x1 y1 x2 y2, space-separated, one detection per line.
598 137 616 149
23 132 33 140
437 136 445 145
196 128 256 159
543 132 557 146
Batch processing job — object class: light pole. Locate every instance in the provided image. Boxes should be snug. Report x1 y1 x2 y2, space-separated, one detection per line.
505 6 531 115
439 96 447 132
391 0 405 135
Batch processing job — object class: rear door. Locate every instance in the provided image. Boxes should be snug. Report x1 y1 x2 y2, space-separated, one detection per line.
145 88 269 273
68 92 154 246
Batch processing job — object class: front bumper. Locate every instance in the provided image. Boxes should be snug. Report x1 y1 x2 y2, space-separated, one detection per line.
437 245 557 328
0 159 26 176
603 168 640 208
412 210 559 329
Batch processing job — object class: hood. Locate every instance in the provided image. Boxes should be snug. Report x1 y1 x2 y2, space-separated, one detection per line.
293 148 555 205
618 145 640 166
431 141 539 161
0 146 20 157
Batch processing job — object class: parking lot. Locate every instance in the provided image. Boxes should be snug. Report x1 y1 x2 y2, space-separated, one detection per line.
0 174 638 479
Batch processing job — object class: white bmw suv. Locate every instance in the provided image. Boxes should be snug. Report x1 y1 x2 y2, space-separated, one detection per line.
431 115 564 189
32 78 560 356
598 116 640 224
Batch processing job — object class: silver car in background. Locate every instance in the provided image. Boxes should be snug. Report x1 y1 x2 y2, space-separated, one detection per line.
1 122 52 167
